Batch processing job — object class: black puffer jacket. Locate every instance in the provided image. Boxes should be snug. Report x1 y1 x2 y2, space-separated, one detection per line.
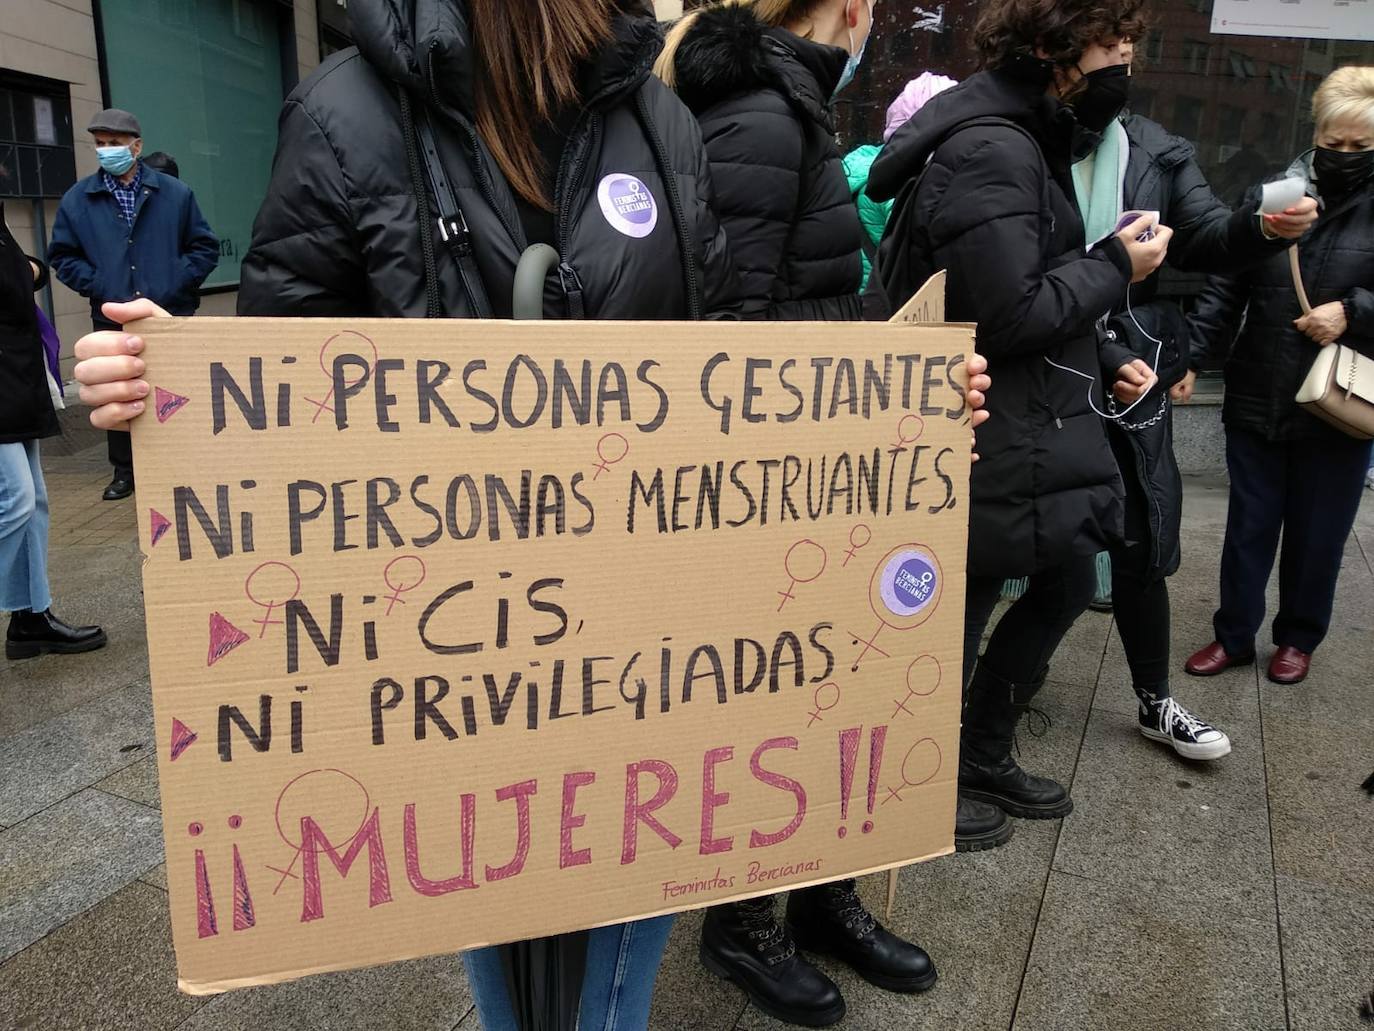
240 0 736 320
867 66 1132 578
1100 113 1287 580
1189 166 1374 443
1 205 59 443
668 5 863 320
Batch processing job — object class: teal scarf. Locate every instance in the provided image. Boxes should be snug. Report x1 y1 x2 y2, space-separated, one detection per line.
1072 120 1129 248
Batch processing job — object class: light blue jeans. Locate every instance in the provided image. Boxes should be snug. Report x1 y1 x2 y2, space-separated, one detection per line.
0 440 51 613
462 916 676 1031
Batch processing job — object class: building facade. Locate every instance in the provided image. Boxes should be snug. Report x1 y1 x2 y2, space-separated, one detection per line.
2 0 327 371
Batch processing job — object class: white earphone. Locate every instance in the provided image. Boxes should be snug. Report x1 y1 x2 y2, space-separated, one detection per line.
1042 282 1164 421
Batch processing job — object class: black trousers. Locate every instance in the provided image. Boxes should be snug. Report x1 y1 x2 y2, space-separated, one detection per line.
92 320 134 480
1215 426 1372 655
107 428 132 479
963 554 1098 690
1106 438 1172 695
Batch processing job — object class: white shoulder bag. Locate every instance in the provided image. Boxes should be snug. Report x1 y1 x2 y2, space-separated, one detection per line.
1287 247 1374 439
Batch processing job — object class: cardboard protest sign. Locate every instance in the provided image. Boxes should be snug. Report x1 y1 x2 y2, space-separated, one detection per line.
131 310 973 993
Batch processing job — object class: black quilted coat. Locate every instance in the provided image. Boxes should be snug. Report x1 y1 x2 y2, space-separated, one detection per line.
1189 166 1374 443
867 66 1132 578
239 0 737 320
1100 113 1288 580
667 4 863 320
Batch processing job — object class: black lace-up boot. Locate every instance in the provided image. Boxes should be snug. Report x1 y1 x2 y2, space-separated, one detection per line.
954 793 1015 851
700 897 845 1026
786 879 936 993
959 662 1072 818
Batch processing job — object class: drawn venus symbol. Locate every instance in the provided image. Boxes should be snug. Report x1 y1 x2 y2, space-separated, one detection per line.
591 432 630 480
777 539 827 612
892 653 942 719
887 413 924 456
243 561 301 637
882 737 944 805
305 330 380 423
382 555 427 616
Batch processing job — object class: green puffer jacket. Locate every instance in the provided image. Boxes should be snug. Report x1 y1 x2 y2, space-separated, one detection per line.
842 144 891 291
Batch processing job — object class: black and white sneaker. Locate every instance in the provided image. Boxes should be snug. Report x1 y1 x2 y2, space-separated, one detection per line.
1139 696 1232 761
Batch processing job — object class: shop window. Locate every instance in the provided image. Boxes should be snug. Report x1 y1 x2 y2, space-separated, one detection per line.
98 0 292 288
1182 39 1211 75
318 0 352 58
0 71 77 199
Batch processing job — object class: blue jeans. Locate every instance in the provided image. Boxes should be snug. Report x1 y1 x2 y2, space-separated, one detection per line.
0 440 51 613
462 916 675 1031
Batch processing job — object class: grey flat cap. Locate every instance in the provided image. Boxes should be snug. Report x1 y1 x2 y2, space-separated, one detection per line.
87 108 142 137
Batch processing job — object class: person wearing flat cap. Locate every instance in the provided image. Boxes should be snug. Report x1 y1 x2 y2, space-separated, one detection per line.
48 108 218 501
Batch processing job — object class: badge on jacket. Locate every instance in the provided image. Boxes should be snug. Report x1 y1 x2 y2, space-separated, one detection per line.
598 174 658 239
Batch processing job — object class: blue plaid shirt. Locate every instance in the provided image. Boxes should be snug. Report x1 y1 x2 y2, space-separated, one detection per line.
102 163 144 225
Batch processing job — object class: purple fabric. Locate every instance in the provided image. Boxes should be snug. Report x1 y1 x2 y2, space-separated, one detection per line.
35 305 63 396
883 72 959 143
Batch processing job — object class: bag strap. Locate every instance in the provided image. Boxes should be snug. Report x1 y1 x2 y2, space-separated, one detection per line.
400 90 494 319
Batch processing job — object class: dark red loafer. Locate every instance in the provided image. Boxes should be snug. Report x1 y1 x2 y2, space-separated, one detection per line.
1184 641 1256 677
1267 646 1311 685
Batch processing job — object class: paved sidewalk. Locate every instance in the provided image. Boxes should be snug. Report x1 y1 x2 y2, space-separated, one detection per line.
2 434 1372 1031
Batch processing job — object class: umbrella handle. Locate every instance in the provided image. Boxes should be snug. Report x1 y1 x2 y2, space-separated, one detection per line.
1288 247 1313 315
514 244 561 320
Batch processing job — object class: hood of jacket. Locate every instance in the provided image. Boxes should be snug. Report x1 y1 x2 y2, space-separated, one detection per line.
867 62 1075 203
670 4 847 128
349 0 662 121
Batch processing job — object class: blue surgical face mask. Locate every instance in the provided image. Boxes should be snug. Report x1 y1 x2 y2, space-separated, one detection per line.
97 145 135 176
832 0 874 101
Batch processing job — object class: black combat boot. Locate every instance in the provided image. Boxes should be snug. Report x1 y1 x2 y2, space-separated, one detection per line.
701 897 845 1026
6 609 107 660
959 662 1072 818
786 879 937 993
954 793 1015 851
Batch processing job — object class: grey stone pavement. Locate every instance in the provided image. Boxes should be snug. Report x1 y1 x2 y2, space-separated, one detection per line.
2 424 1372 1031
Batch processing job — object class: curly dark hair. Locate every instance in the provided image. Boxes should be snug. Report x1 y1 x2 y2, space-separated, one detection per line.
974 0 1147 70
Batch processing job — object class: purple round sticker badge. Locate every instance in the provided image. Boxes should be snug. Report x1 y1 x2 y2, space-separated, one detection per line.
597 173 658 239
878 548 940 619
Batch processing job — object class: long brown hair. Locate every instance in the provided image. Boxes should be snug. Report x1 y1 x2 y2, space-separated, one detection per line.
468 0 616 209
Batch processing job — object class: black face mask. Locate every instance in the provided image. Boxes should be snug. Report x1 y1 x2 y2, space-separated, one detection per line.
1312 146 1374 196
1070 64 1130 134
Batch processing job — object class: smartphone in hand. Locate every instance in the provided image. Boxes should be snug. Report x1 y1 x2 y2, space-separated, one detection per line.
1114 209 1161 241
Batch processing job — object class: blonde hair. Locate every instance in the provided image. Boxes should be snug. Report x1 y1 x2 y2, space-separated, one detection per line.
1311 66 1374 134
655 0 823 88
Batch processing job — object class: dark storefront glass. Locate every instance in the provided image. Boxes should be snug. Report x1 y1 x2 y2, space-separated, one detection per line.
318 0 352 58
0 71 77 200
99 0 292 288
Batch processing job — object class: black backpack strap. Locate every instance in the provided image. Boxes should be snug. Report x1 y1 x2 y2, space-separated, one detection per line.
399 88 494 319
